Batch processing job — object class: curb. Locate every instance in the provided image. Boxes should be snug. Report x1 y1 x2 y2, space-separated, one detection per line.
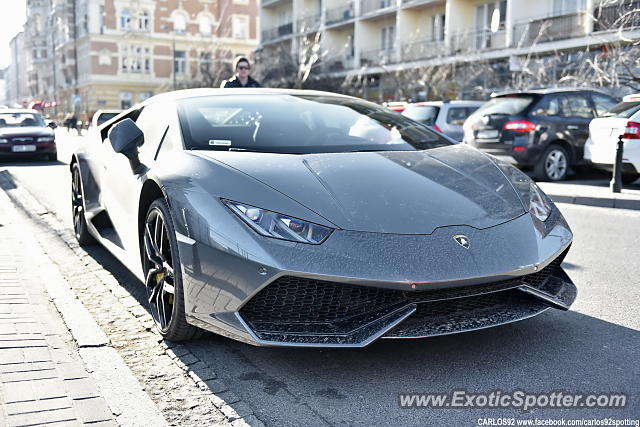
545 193 640 211
0 170 265 427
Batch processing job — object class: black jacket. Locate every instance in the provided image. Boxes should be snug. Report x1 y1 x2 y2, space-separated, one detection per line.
221 76 261 88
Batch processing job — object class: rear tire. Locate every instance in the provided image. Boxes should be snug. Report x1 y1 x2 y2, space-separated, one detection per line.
621 173 640 185
143 198 202 341
535 144 570 181
71 163 96 246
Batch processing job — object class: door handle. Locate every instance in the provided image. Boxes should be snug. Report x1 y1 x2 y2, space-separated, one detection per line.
567 125 579 130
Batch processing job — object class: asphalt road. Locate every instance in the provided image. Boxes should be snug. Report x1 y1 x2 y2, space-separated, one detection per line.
1 132 638 426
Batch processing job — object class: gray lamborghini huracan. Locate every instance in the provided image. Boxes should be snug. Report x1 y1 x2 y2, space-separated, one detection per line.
70 88 576 346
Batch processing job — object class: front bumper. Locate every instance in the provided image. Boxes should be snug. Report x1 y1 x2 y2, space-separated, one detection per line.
179 203 575 347
0 143 56 158
235 250 575 346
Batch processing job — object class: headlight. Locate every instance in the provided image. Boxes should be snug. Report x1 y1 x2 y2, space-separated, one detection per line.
223 200 333 244
490 157 552 222
0 138 8 144
37 136 55 142
528 182 552 222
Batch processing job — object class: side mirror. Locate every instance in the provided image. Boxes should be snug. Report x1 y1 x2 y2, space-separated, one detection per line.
47 121 57 129
108 118 144 172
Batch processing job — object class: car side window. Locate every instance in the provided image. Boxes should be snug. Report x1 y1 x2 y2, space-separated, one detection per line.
562 94 593 119
531 96 561 117
446 107 476 125
592 94 618 117
135 103 170 164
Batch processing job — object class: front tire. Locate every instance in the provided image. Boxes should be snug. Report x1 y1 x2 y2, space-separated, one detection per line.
71 163 96 246
143 198 201 341
535 144 570 181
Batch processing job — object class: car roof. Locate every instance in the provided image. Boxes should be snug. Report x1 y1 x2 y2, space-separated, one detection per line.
409 100 484 107
491 88 612 98
142 88 356 106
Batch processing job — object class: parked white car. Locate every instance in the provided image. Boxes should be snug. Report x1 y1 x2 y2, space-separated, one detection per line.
402 100 483 142
584 94 640 184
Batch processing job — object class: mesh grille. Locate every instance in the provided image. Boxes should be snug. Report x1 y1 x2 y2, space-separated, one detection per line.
240 251 566 337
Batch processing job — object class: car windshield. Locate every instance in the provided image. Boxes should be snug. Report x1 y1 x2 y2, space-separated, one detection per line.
0 112 45 128
603 101 640 118
401 105 440 126
177 94 451 154
474 96 535 116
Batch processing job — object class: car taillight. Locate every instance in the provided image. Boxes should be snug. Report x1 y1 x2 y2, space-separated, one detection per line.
433 124 443 133
623 122 640 139
503 120 536 132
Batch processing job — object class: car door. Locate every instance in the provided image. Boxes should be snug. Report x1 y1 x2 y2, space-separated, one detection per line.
558 93 594 161
101 103 170 259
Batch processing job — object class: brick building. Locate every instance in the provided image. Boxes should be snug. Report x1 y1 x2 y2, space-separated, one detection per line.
22 0 258 121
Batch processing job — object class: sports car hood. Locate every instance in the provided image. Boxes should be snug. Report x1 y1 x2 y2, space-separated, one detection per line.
0 126 53 137
196 145 527 234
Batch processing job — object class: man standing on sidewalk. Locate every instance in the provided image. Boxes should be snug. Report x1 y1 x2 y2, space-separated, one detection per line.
220 56 261 88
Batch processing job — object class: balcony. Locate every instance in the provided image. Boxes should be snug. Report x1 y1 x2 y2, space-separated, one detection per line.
325 55 356 72
593 1 640 32
361 0 395 16
262 22 293 42
513 11 586 48
360 47 397 66
325 2 356 27
450 28 507 53
297 13 321 33
401 38 445 61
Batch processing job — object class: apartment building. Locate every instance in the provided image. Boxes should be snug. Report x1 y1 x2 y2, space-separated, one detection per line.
20 0 259 119
259 0 640 99
4 32 31 107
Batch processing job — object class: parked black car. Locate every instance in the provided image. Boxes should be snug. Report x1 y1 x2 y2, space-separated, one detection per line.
463 89 618 181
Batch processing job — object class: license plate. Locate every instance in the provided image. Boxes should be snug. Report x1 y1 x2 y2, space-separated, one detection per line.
476 130 499 139
12 145 36 152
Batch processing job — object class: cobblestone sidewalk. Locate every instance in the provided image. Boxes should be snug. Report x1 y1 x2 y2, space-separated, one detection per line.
0 194 116 426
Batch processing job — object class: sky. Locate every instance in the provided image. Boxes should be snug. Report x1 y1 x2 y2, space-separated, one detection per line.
0 0 27 69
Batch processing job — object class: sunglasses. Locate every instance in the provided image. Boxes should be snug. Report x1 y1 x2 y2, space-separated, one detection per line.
237 66 250 70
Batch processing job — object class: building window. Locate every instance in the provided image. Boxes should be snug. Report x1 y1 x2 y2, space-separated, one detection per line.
553 0 586 14
120 9 132 29
173 12 187 33
99 5 105 34
199 15 213 35
138 11 150 31
475 1 506 31
233 15 249 39
139 91 153 102
121 45 151 73
120 92 133 109
200 52 212 74
381 25 395 52
174 50 186 74
430 13 445 41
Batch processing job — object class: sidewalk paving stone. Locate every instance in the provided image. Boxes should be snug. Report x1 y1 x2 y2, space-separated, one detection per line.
0 191 117 426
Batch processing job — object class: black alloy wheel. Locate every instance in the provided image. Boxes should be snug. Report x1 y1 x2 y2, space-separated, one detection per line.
71 163 96 245
143 198 201 341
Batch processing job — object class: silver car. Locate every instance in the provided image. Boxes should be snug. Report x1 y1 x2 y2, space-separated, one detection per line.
402 100 484 141
70 89 576 347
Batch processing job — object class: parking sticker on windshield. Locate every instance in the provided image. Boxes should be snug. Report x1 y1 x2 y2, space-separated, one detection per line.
209 139 232 146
